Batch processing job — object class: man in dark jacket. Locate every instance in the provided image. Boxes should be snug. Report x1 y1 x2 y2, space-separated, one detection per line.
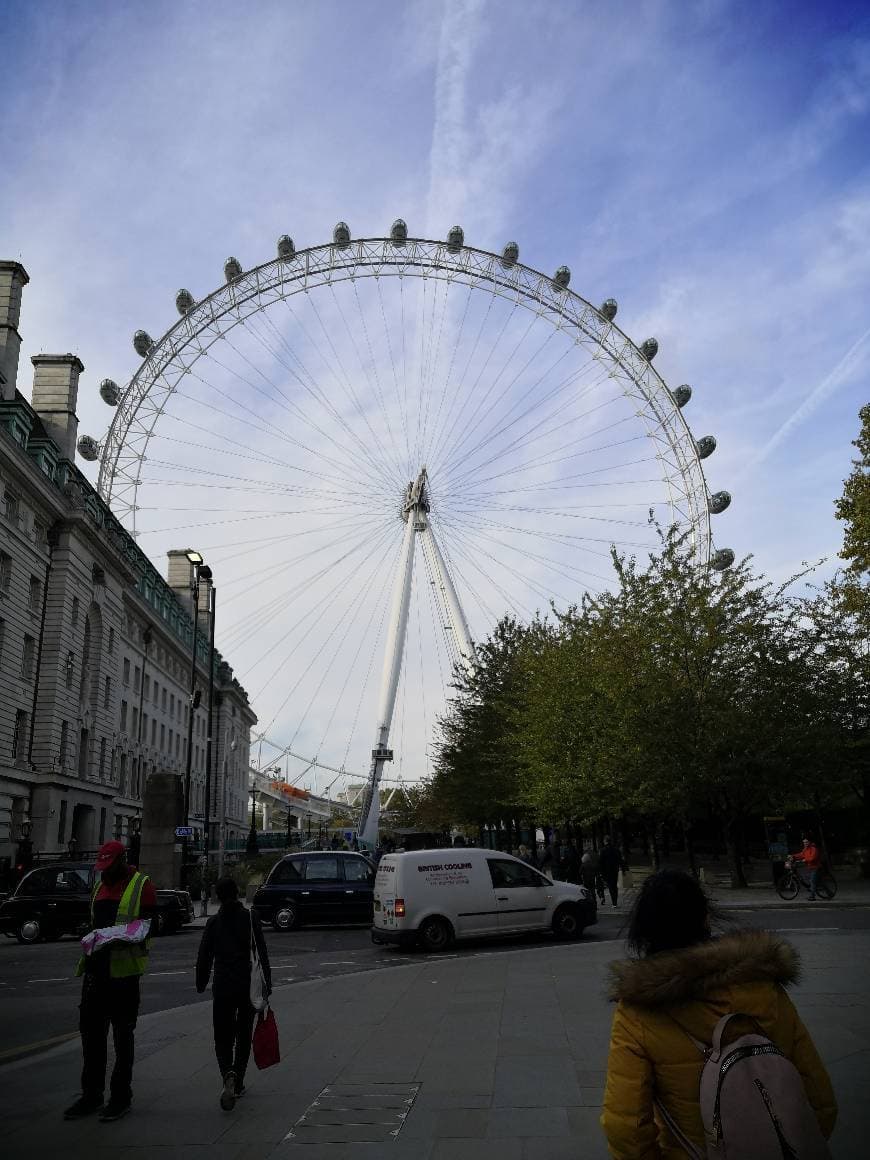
598 835 626 906
196 877 272 1110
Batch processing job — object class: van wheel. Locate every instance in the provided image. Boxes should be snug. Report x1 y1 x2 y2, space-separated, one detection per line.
552 905 584 940
274 905 299 931
418 917 453 952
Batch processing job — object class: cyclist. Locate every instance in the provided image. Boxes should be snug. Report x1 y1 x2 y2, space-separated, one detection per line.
791 835 822 900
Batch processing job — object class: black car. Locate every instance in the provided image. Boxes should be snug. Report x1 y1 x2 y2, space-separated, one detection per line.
252 851 375 930
0 862 191 944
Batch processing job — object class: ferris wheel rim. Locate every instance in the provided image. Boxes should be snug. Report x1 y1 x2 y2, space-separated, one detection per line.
95 232 714 563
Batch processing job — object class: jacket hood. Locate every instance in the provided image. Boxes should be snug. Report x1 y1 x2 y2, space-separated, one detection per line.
607 929 800 1007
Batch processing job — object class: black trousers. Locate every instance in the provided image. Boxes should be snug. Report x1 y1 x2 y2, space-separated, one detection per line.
212 990 256 1082
604 872 619 905
79 973 140 1105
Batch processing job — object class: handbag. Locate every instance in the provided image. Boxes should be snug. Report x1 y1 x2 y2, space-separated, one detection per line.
252 1004 280 1070
249 910 267 1012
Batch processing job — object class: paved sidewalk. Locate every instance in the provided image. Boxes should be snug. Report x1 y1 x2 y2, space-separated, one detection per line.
2 929 868 1159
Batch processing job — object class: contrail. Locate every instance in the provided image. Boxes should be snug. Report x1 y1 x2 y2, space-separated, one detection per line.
755 323 870 465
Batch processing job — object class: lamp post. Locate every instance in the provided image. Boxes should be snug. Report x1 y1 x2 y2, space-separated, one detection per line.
199 576 216 916
246 786 259 858
181 550 211 887
217 725 236 878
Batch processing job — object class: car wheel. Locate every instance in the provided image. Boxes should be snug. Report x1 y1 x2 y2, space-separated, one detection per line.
273 905 299 931
418 916 453 953
552 904 584 940
17 917 42 944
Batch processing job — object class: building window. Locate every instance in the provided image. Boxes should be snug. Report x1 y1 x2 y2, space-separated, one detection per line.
99 807 106 844
134 665 141 693
71 596 80 624
153 681 159 708
28 575 42 614
0 551 11 595
120 699 128 731
66 651 75 688
122 656 130 685
133 706 139 735
78 728 89 777
144 674 150 699
0 617 4 662
57 799 67 845
168 727 173 754
22 634 36 681
104 676 111 710
175 734 180 758
12 709 28 759
120 753 128 796
59 720 69 767
3 490 20 523
98 737 106 779
161 687 167 712
108 627 115 655
151 718 156 745
34 521 47 547
160 723 166 750
170 693 175 718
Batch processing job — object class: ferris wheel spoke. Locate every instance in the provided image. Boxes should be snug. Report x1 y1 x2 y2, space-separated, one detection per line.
441 515 618 583
348 279 407 480
437 526 535 621
376 276 413 479
421 280 475 471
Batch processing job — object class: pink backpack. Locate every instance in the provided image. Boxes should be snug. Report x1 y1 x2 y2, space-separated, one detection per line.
656 1013 831 1159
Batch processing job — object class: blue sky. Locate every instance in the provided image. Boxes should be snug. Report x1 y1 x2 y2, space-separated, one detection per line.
3 0 869 785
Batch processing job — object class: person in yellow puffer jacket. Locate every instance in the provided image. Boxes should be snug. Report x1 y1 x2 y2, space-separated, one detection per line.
601 870 836 1159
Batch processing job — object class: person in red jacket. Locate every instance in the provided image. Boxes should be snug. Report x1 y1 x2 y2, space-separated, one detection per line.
792 835 822 899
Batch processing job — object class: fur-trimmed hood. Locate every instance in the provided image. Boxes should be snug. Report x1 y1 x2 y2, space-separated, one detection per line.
607 929 800 1007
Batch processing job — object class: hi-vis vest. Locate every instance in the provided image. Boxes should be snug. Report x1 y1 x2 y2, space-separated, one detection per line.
75 871 152 979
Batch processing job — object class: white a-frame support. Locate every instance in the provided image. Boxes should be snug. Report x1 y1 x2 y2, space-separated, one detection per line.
357 468 474 850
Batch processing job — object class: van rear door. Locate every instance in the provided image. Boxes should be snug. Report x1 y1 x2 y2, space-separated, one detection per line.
373 856 398 930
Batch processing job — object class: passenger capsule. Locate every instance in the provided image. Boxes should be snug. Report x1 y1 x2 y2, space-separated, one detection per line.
501 241 519 268
333 221 351 248
711 548 735 571
390 219 408 245
640 337 659 361
175 288 195 315
224 257 242 281
446 225 464 253
133 330 153 357
553 265 571 288
709 490 732 515
599 298 618 322
277 235 295 259
99 378 120 406
696 435 717 459
77 435 100 461
673 384 692 408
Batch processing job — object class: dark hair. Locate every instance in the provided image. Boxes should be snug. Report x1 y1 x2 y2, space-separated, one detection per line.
216 876 239 904
626 869 711 957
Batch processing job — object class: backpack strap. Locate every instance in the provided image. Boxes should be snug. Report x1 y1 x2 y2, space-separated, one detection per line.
654 1098 706 1160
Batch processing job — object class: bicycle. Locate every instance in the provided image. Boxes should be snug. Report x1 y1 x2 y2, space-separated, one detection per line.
775 856 837 901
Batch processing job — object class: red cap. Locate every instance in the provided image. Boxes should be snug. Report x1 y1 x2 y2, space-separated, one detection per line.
94 839 125 871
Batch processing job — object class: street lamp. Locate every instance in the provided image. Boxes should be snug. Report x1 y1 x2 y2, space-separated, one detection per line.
182 550 211 886
246 787 259 858
217 726 236 878
199 572 217 916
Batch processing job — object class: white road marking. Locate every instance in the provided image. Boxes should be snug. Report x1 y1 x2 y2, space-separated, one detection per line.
148 969 189 976
319 960 359 966
27 977 71 983
772 927 839 932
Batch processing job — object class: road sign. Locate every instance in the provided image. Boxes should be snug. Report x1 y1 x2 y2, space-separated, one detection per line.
175 826 193 838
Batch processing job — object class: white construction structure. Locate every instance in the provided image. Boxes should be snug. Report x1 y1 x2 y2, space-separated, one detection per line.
357 468 474 850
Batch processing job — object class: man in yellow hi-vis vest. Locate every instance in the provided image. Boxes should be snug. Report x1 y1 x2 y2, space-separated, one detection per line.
63 840 157 1123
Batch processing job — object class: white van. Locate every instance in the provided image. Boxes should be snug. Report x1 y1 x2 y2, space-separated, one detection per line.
371 847 596 951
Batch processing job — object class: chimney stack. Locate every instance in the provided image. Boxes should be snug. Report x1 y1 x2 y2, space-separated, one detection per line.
0 261 29 401
31 353 84 460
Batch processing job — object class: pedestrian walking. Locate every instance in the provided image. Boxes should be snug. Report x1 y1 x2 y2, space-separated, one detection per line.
64 840 157 1122
563 838 581 883
601 869 836 1158
582 846 605 904
196 877 272 1111
598 835 626 906
517 844 535 866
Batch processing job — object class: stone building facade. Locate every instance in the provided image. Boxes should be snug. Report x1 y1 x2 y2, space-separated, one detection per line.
0 260 255 872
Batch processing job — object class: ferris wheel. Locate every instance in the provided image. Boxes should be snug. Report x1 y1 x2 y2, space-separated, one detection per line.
80 221 733 845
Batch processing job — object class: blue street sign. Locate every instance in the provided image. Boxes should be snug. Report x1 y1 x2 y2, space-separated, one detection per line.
175 826 193 838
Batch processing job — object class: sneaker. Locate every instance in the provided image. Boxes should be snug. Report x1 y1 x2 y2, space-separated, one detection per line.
98 1101 131 1122
234 1080 246 1099
220 1070 237 1111
64 1096 104 1120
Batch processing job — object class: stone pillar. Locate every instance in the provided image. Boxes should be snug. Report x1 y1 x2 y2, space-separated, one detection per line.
30 353 84 459
0 261 29 401
139 771 183 888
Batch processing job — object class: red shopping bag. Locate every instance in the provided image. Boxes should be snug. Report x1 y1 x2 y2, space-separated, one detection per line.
252 1005 280 1070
